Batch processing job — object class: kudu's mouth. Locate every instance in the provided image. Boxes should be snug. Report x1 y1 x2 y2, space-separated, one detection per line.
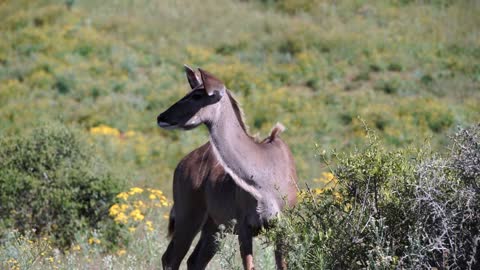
157 121 178 129
157 114 178 129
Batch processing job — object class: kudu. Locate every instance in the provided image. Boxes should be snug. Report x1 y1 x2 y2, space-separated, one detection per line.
157 66 298 270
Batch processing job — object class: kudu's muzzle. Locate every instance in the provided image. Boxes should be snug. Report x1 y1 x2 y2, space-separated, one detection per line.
157 113 178 129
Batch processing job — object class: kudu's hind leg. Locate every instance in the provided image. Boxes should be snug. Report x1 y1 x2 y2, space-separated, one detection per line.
162 208 206 270
187 217 220 270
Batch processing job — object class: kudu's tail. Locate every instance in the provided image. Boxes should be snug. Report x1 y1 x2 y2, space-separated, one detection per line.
167 206 175 239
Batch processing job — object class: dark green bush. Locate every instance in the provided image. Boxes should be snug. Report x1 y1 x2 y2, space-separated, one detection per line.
387 62 403 72
374 78 400 95
259 0 315 14
54 74 75 94
0 123 125 248
268 126 480 269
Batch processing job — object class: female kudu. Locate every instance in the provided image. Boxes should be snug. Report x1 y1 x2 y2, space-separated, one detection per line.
157 66 297 270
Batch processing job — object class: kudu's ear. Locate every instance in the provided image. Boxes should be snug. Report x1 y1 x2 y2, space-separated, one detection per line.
198 68 225 97
184 64 202 89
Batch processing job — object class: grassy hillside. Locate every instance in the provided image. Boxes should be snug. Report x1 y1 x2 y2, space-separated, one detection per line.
0 0 479 268
1 0 479 188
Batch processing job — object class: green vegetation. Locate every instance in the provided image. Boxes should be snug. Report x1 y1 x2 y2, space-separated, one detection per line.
266 125 480 269
0 124 125 248
0 0 478 268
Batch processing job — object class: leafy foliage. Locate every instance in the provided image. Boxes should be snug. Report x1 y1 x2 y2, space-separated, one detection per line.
267 126 480 269
0 0 478 268
0 123 125 248
0 0 479 185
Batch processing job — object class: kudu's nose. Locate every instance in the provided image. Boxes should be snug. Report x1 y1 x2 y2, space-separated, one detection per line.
157 114 166 124
157 113 178 128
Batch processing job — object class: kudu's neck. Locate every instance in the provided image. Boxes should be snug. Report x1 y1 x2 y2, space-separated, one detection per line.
206 93 264 198
207 95 251 141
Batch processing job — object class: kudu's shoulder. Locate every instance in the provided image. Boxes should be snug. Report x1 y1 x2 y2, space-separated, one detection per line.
176 143 214 170
174 142 225 188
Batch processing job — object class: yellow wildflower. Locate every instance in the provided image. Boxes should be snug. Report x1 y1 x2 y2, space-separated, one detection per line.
149 194 156 200
129 187 144 195
333 191 342 202
6 257 20 270
146 220 154 231
110 203 129 217
117 249 127 256
314 172 337 185
89 125 120 137
6 258 18 264
149 189 164 196
119 203 129 211
109 204 120 216
116 192 129 200
297 190 307 201
88 237 101 245
130 209 144 221
323 172 336 181
72 245 81 251
133 200 146 210
160 198 169 206
114 212 128 224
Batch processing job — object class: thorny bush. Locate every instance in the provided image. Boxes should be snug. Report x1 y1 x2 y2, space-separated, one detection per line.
267 125 480 269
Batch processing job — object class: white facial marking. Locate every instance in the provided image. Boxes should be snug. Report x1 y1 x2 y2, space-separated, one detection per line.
186 115 199 126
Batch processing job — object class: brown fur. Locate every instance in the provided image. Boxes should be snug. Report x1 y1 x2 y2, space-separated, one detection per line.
167 207 175 239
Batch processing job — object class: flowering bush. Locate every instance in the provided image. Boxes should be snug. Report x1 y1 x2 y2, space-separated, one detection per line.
109 187 170 233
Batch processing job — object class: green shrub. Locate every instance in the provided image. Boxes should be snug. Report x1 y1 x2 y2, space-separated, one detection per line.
374 78 401 95
267 133 418 269
267 126 480 269
387 62 403 72
54 73 75 94
259 0 315 14
0 123 125 248
410 99 454 133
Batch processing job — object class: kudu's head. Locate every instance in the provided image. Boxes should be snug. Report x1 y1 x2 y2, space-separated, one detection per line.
157 66 226 130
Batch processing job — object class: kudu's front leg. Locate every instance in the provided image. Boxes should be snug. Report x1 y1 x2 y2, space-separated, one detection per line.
238 225 255 270
187 217 220 270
